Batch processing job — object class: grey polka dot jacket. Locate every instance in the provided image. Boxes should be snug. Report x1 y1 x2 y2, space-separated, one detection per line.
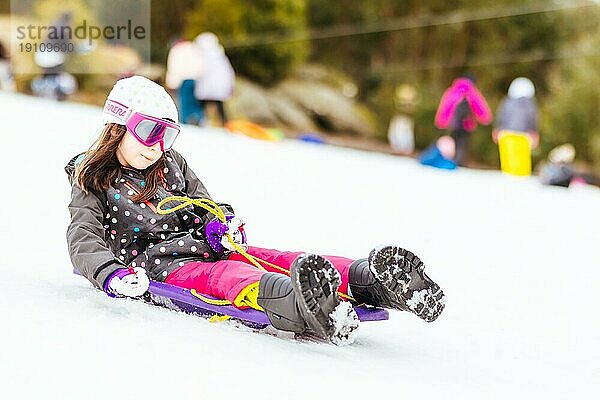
65 150 234 290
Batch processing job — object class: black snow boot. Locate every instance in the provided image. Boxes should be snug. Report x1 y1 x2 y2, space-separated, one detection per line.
291 254 359 345
348 246 445 322
257 254 360 345
257 272 306 333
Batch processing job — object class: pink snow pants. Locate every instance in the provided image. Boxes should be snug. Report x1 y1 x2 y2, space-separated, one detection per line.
165 246 354 306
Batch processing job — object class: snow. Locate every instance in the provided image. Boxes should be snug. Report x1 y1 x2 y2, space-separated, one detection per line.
329 301 360 346
1 91 599 399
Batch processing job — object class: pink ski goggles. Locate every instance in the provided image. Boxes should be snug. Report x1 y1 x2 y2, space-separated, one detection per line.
104 100 180 151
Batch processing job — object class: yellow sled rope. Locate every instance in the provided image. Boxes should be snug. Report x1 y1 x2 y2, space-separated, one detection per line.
156 196 355 304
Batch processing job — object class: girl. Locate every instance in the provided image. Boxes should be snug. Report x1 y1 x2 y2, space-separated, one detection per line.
66 76 445 345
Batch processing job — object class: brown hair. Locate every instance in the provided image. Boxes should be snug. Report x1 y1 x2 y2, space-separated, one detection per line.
75 123 166 203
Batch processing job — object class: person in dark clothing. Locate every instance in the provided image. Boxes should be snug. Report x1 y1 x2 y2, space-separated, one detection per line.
0 40 15 91
434 75 493 166
493 77 539 149
31 12 77 100
538 143 600 188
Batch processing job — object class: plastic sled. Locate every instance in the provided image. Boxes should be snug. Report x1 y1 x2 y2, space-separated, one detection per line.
73 269 389 329
498 131 531 176
266 128 285 141
225 120 282 141
419 144 457 170
297 132 326 144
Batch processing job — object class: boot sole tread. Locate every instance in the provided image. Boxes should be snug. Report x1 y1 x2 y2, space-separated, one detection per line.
369 246 445 322
292 254 359 344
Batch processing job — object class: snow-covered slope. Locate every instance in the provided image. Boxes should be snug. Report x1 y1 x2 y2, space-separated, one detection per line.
1 91 599 399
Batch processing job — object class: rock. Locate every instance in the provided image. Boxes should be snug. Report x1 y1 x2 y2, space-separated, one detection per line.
277 79 375 136
229 78 279 125
295 64 359 98
226 66 377 136
267 89 317 132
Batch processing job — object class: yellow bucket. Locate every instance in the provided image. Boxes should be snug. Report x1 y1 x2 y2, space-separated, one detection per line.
498 131 531 176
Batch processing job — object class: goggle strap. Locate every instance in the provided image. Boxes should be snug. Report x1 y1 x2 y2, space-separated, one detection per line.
104 99 132 123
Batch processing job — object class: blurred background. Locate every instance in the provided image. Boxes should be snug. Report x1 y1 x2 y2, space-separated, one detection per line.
1 0 599 177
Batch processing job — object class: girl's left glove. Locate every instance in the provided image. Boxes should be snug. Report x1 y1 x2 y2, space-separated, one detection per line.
104 267 150 298
206 215 247 253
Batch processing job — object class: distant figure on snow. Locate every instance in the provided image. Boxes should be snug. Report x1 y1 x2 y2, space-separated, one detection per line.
493 77 539 149
31 11 77 101
538 144 599 188
434 75 492 166
0 40 15 91
388 84 418 155
194 33 235 126
419 135 457 170
165 39 205 125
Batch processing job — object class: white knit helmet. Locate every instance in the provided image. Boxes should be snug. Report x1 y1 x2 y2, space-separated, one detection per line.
102 75 179 125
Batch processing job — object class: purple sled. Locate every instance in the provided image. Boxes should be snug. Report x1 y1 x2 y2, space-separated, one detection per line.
74 268 388 329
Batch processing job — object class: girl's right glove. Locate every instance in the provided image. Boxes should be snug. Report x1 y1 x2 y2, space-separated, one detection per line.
205 215 247 253
104 267 150 298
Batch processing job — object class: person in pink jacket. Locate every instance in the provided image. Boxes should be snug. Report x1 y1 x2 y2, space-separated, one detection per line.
434 75 492 166
66 76 445 345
